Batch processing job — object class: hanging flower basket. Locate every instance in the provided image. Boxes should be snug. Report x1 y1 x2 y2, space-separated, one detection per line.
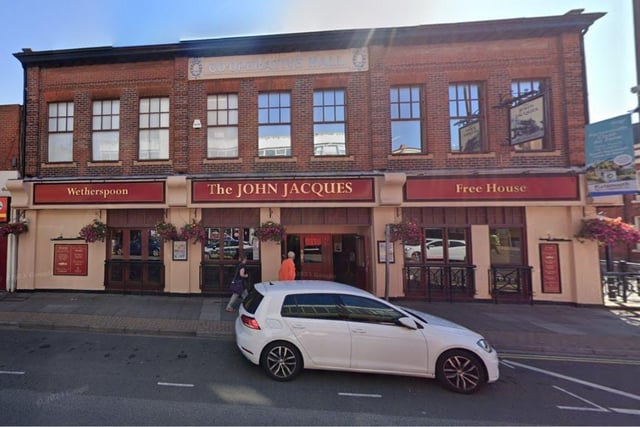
179 220 207 243
79 219 106 243
576 216 640 246
155 220 178 240
0 221 29 238
388 219 421 244
254 221 286 242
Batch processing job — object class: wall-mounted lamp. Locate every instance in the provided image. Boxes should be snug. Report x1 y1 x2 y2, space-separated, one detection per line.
192 119 202 129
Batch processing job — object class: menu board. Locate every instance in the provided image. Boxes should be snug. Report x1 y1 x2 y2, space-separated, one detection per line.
540 243 561 293
54 244 88 276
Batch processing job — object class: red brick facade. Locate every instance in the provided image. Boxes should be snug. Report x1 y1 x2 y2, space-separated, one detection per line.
18 27 595 180
0 104 20 171
7 12 609 303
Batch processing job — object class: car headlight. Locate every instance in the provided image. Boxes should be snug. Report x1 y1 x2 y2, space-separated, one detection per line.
476 338 494 353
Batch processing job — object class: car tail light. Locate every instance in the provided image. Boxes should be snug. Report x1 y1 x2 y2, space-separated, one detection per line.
241 314 261 330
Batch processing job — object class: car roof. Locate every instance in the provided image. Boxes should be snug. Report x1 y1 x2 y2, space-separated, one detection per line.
254 280 375 298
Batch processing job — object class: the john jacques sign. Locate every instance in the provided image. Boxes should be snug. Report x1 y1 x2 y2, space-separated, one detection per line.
192 178 375 202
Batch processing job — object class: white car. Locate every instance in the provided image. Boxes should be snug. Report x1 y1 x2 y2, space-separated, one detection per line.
235 280 499 394
404 239 467 262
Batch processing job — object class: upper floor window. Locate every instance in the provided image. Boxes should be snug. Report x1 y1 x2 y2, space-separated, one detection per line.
258 92 291 157
449 83 482 153
139 97 169 160
48 102 74 162
207 94 238 158
92 100 120 161
313 89 346 156
511 79 547 151
390 86 422 154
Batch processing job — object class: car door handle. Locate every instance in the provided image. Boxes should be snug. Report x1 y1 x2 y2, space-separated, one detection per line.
351 328 366 334
291 323 306 329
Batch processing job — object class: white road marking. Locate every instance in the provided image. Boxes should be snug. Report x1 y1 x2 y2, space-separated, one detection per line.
505 359 640 402
554 385 609 412
500 360 516 369
0 370 25 375
611 408 640 416
157 382 194 388
500 353 640 366
338 392 382 398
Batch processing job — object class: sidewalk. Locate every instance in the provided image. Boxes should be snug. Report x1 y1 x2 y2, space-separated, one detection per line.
0 290 639 360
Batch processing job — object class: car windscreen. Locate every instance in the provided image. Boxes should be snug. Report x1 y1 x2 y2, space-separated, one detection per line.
242 288 264 315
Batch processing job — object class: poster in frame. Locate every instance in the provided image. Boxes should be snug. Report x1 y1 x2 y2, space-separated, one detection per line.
377 241 395 264
172 240 188 261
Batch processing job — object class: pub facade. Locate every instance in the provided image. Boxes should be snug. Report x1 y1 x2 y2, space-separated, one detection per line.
6 10 606 304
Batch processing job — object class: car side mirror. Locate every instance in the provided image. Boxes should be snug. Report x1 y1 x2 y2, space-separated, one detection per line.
397 316 418 330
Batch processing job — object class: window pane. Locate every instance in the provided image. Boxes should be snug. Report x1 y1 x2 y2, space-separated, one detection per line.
314 123 346 156
259 124 291 157
207 127 238 158
490 227 523 265
217 110 228 125
391 121 421 153
92 131 119 161
48 133 73 162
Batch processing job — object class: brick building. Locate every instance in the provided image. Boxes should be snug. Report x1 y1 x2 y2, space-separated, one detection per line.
0 104 21 291
6 10 607 304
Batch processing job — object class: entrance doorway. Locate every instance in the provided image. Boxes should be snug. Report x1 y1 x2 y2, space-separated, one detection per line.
286 234 367 289
104 227 164 292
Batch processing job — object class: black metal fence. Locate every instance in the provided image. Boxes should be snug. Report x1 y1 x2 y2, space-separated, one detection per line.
402 264 476 302
601 260 640 303
489 265 533 304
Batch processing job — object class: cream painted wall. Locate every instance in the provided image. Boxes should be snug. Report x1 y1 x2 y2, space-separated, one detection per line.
259 207 285 282
18 209 105 291
371 207 403 298
525 206 602 304
471 225 491 299
163 207 196 294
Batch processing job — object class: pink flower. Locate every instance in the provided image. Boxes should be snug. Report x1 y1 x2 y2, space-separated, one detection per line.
576 217 640 246
0 221 29 237
79 219 106 243
255 221 285 242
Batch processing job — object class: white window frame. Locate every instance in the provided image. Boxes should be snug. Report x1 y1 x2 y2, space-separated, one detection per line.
48 102 74 162
92 99 120 161
207 94 239 158
139 97 170 160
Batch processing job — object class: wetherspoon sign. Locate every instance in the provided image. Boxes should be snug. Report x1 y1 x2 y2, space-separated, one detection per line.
405 175 579 201
193 179 375 202
34 182 165 204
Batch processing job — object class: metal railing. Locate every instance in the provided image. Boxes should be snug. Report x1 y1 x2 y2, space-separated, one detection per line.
489 265 533 304
402 264 476 302
600 260 640 303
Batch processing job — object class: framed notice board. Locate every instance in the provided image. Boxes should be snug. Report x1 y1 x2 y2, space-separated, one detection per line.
539 243 561 293
53 244 88 276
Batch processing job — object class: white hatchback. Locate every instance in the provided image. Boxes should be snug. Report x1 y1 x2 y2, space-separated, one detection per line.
235 280 499 394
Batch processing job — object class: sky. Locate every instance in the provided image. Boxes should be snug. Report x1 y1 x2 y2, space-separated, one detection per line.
0 0 636 124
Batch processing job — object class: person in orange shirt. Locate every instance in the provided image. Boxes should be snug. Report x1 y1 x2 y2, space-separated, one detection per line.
278 251 296 281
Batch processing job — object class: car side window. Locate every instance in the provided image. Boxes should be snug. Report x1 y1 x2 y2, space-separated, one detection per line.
337 295 403 325
281 293 342 320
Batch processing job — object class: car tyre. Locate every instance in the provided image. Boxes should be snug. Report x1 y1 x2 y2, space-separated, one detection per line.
261 341 302 381
436 350 486 394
